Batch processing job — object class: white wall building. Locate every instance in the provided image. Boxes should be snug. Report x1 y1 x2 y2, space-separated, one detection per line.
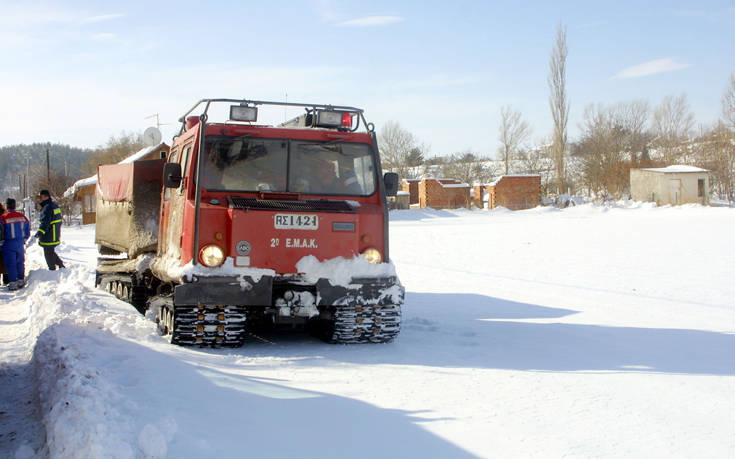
630 165 710 206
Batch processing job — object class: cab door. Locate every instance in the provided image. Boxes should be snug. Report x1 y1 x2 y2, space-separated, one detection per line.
158 144 192 258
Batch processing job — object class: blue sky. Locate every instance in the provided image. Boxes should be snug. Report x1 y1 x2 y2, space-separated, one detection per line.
1 0 733 157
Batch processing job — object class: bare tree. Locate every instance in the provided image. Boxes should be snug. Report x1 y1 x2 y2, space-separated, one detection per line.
548 22 569 195
518 139 555 195
652 94 695 164
498 106 531 175
692 122 735 201
83 131 146 175
441 151 494 185
723 72 735 130
611 99 650 163
27 164 77 223
575 104 630 198
378 121 425 180
574 100 653 199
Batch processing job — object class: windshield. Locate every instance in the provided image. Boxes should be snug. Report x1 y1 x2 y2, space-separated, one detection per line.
201 136 376 196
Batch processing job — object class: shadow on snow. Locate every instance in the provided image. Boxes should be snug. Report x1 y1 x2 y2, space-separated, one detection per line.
234 292 735 376
33 323 478 459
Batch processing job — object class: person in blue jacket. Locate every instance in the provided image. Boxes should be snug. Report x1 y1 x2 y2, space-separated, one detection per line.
0 198 30 291
34 190 65 270
0 202 6 285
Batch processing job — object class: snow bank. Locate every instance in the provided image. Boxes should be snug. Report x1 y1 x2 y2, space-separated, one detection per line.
18 239 165 458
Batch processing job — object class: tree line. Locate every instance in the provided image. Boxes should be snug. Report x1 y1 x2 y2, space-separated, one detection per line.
0 132 147 200
379 23 735 202
0 132 148 221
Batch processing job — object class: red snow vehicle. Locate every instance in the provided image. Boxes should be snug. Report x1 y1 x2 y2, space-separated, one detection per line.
95 98 403 346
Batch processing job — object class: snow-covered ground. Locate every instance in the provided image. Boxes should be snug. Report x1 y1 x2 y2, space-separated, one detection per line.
1 203 734 458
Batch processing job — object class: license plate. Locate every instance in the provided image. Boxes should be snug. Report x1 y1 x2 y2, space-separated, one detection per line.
274 214 319 230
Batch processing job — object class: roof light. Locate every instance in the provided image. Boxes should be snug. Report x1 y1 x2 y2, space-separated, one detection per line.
314 110 342 127
230 104 258 122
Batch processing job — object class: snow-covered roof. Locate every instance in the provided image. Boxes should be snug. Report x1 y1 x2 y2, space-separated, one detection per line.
64 142 168 198
118 142 167 164
63 174 98 198
641 165 709 173
486 174 542 186
417 177 471 188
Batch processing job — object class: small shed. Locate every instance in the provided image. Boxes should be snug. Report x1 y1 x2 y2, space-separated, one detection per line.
482 175 541 210
65 143 170 224
630 165 709 206
400 179 421 205
418 178 471 209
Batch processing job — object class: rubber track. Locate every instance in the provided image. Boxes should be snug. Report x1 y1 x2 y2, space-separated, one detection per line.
170 306 247 347
329 301 401 344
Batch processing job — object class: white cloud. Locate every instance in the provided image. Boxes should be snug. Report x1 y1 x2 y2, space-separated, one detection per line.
613 58 690 79
336 15 404 27
81 14 125 24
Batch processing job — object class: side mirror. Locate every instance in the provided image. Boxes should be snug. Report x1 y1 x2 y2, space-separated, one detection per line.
383 172 399 197
163 162 183 188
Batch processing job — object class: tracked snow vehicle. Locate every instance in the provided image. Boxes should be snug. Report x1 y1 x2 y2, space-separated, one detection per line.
95 98 403 346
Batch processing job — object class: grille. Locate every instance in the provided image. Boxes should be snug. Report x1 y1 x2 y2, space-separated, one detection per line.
228 196 355 213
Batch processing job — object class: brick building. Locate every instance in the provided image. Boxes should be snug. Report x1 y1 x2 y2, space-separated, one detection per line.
418 178 471 209
401 179 421 205
481 175 541 210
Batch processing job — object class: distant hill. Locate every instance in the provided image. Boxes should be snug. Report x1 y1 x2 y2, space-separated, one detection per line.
0 143 94 196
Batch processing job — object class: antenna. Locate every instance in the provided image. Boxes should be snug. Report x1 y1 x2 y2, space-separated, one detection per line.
145 113 170 129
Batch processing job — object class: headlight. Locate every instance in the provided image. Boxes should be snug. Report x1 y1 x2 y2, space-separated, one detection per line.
199 244 225 267
362 247 382 264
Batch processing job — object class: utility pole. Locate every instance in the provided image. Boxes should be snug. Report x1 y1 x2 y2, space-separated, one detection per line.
46 147 50 184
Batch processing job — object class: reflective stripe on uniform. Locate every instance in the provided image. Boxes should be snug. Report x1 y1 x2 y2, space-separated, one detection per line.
53 208 61 214
40 241 60 246
38 228 46 234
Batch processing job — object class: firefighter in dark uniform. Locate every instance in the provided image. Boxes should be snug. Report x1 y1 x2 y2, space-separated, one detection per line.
35 190 65 270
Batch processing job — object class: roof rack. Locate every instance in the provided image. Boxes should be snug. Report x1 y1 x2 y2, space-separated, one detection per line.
177 98 373 135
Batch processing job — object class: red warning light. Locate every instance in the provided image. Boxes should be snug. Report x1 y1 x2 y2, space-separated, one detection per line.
341 112 353 128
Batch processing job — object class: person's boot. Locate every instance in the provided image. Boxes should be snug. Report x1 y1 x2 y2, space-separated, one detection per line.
7 281 20 291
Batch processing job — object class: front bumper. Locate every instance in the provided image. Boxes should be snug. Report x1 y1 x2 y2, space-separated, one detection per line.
173 275 404 307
